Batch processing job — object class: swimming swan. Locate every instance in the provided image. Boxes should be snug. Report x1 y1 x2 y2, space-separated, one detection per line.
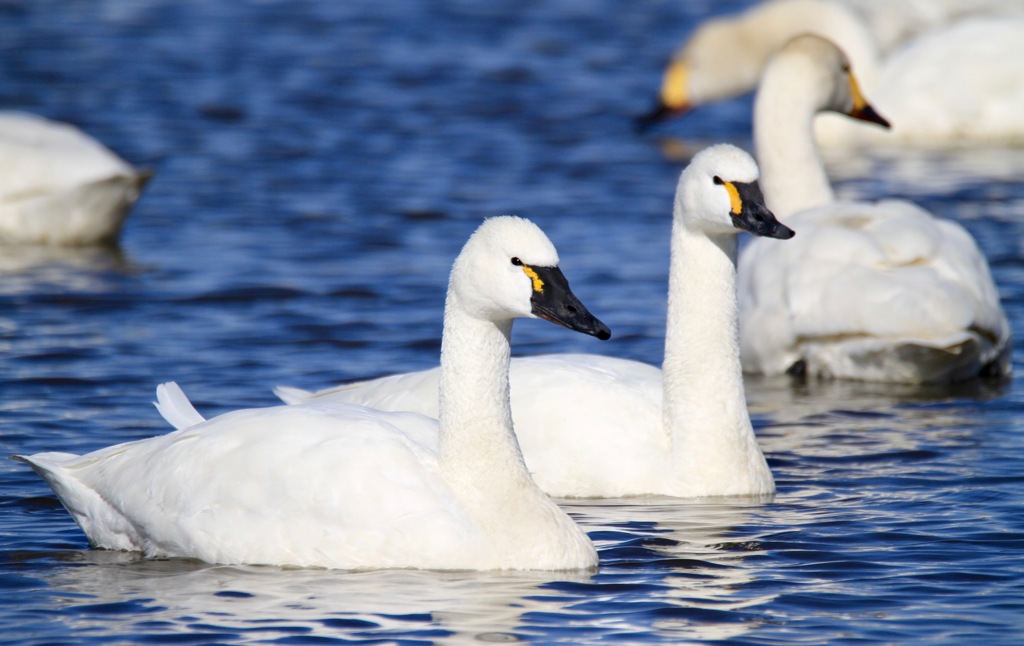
637 0 1024 146
0 112 150 245
738 35 1011 383
15 216 611 570
268 145 794 499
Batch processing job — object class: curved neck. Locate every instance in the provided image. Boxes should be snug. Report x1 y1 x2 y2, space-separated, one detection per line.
661 218 773 496
436 293 532 496
754 67 835 219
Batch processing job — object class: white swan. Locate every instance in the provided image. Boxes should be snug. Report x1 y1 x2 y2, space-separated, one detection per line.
267 144 794 499
0 112 150 245
637 0 1024 146
15 216 611 571
738 34 1011 383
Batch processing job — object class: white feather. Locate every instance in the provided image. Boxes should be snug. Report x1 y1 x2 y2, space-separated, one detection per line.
153 382 206 429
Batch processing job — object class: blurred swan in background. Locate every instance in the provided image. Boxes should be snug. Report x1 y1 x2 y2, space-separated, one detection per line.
0 112 150 245
265 145 793 499
738 35 1011 383
637 0 1024 147
16 216 611 571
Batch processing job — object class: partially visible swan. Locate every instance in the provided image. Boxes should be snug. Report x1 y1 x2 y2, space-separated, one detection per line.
15 216 611 570
637 0 1024 146
0 112 150 245
738 35 1011 383
266 144 794 499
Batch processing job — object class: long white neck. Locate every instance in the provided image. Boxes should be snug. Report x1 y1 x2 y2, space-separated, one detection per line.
754 68 835 219
661 218 774 497
436 293 530 494
435 290 596 568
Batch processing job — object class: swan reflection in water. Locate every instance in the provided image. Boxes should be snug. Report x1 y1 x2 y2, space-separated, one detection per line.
745 373 1007 458
0 243 134 295
33 500 776 643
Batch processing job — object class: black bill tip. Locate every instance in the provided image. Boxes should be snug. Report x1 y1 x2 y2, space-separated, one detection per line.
851 103 891 130
728 180 795 240
527 265 612 341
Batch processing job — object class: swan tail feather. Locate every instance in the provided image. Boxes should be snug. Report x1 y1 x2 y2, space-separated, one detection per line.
273 385 314 405
154 382 206 429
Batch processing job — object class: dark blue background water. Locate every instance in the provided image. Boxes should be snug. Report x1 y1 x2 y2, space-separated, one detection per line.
2 1 1023 643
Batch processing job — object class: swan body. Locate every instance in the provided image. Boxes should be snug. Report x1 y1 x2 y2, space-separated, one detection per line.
739 35 1011 383
840 0 1020 54
0 112 149 245
272 144 794 499
277 354 667 498
17 216 611 570
639 0 1024 146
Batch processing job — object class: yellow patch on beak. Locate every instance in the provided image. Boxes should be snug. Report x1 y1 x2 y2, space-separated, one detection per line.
848 70 870 112
660 60 689 110
722 181 743 215
522 266 545 293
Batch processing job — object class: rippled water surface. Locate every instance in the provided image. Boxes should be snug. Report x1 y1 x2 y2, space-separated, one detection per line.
2 1 1024 643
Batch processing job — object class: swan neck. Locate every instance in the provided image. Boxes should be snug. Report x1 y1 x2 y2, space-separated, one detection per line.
436 292 531 490
754 67 835 218
662 218 772 494
663 223 745 430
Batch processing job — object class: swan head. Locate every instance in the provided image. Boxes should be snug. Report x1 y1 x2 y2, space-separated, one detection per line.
636 18 761 130
678 144 795 240
635 1 880 132
449 216 611 340
767 34 889 129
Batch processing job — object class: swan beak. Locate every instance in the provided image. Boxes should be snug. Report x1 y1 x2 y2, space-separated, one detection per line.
847 70 891 129
635 60 691 132
726 180 796 240
526 265 612 341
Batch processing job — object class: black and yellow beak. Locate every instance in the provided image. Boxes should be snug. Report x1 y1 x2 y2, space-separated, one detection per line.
718 178 795 240
521 264 611 341
635 60 691 132
846 68 890 129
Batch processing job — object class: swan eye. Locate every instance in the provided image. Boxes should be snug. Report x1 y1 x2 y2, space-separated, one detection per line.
713 176 724 185
511 257 523 266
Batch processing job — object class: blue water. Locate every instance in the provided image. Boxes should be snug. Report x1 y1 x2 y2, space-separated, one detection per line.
2 1 1024 643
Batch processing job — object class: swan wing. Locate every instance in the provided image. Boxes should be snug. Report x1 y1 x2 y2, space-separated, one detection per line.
739 200 1010 382
17 403 484 569
279 354 667 497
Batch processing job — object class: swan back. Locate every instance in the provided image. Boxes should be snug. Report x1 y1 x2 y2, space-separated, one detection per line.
738 200 1011 382
0 112 134 193
0 112 149 244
